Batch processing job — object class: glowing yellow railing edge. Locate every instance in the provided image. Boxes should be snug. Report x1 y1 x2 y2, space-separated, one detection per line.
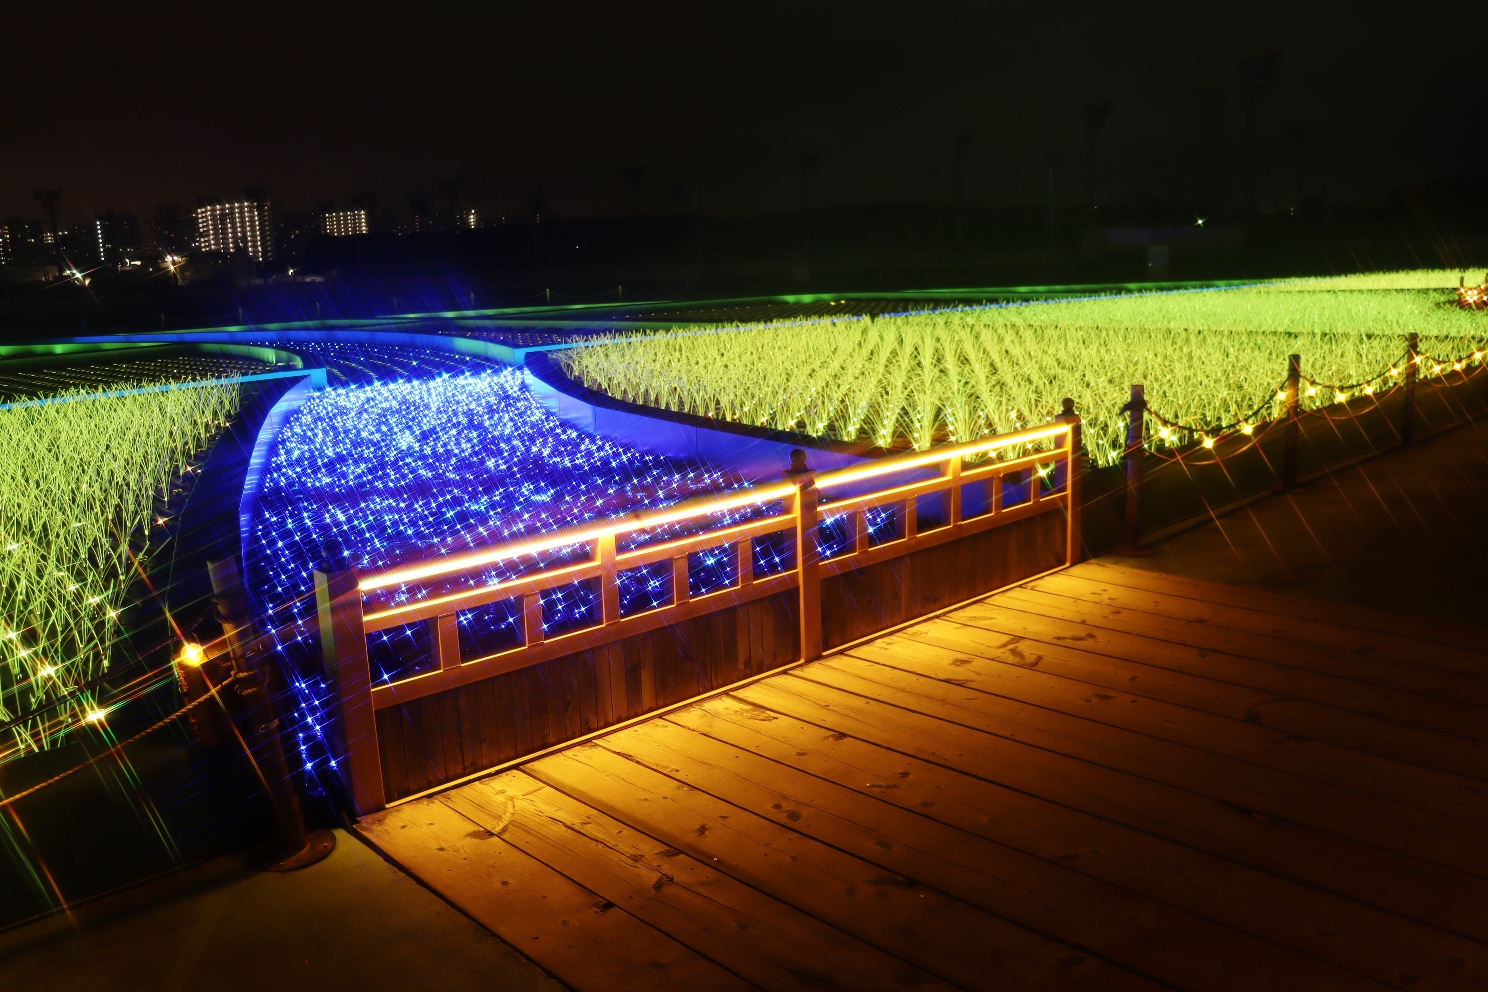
358 420 1073 594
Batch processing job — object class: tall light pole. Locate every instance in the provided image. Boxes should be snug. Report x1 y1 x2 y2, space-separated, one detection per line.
1083 102 1111 216
32 189 61 267
1241 54 1277 218
953 133 975 249
1197 87 1223 215
797 151 819 260
621 165 646 265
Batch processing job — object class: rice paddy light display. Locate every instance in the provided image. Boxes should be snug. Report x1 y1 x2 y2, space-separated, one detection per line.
561 273 1488 468
0 382 242 756
250 367 754 652
250 367 757 787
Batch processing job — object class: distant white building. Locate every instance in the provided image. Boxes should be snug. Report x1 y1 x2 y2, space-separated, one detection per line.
194 200 273 261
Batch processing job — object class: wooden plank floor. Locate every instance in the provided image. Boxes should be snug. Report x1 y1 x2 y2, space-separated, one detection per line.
359 561 1488 992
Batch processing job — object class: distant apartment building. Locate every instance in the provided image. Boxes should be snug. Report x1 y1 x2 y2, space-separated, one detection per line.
194 199 273 261
153 206 195 257
1 219 47 266
320 208 368 237
0 219 57 280
92 211 142 264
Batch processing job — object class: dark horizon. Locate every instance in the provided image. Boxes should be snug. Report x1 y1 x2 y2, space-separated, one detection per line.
2 1 1480 229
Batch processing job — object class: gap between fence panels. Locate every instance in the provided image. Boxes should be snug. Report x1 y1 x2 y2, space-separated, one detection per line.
367 561 1074 812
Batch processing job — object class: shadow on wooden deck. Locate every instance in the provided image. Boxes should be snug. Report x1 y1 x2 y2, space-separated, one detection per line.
359 561 1488 992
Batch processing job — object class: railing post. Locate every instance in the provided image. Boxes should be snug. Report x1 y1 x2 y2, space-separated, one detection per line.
1283 353 1301 491
785 449 822 662
1121 384 1147 554
1055 398 1084 565
314 542 384 818
210 556 335 869
1402 332 1419 446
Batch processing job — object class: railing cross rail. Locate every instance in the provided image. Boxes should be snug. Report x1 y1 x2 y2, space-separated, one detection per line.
310 416 1081 815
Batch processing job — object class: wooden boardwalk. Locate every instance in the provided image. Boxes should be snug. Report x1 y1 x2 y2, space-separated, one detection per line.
359 561 1488 992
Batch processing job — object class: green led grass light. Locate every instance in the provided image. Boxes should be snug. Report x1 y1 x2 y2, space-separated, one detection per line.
0 381 241 757
563 270 1488 468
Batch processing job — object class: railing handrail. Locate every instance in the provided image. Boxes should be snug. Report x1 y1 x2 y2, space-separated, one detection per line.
357 420 1073 595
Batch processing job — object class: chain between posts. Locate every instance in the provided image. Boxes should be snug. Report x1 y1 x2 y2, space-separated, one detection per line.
1118 330 1488 549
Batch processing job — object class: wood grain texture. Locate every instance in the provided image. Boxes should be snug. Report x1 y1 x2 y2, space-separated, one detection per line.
360 800 751 992
821 508 1064 649
363 562 1488 990
376 591 800 800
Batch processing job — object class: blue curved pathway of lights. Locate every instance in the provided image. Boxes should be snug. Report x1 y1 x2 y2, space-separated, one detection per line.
246 349 764 790
249 363 749 630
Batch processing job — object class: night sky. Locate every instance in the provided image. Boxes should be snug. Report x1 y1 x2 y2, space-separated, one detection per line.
2 2 1480 226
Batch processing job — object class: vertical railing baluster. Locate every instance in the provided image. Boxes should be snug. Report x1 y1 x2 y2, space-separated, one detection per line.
736 537 754 588
523 591 544 647
948 456 963 526
435 614 459 671
598 533 620 625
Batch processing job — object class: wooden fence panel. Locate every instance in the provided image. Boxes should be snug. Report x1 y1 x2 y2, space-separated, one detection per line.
376 590 800 801
821 511 1066 650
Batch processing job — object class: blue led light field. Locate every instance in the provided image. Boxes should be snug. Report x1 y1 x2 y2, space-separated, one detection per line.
249 365 750 629
246 360 774 787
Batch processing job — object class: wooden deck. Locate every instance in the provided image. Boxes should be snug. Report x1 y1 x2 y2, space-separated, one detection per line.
358 561 1488 992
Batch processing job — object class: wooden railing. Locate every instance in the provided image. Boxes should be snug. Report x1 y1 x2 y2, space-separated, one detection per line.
315 414 1082 815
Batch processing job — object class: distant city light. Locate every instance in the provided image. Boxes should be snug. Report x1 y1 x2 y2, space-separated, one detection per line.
194 200 273 261
320 208 369 238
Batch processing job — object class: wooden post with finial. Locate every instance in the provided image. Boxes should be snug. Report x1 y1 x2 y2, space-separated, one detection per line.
1282 353 1301 490
784 449 821 662
1056 398 1084 565
1402 332 1419 445
1121 385 1148 555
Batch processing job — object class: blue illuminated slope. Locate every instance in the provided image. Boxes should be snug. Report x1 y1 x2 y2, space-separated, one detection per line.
249 366 748 626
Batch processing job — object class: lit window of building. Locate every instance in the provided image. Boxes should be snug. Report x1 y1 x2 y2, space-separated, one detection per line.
193 200 274 261
320 209 369 237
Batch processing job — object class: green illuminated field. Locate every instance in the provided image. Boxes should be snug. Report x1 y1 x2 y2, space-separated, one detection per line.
561 269 1488 467
0 383 240 755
